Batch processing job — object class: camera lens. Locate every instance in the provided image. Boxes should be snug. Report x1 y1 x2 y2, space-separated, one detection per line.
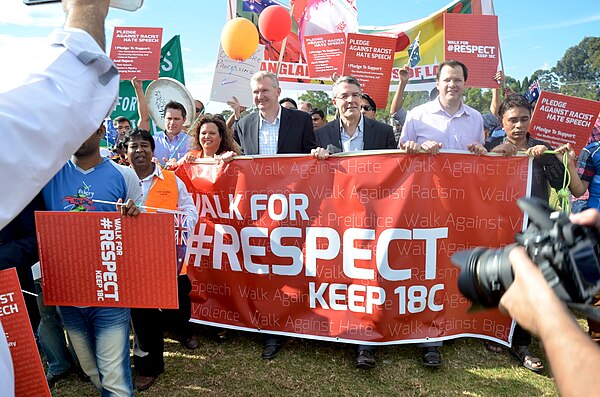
452 246 515 307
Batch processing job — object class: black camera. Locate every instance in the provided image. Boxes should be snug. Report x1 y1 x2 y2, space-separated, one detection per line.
451 197 600 318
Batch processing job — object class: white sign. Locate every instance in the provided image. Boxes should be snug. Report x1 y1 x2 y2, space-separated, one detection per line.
209 44 265 108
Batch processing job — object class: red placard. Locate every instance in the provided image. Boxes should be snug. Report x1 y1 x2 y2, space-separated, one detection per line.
444 14 500 88
110 27 163 80
0 268 50 397
35 212 178 308
304 33 346 79
530 91 600 154
342 33 397 108
176 153 530 345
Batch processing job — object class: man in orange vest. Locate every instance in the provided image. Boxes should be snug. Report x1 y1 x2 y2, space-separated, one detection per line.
123 129 198 391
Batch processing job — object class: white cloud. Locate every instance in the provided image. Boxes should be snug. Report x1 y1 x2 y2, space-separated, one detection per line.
0 1 64 27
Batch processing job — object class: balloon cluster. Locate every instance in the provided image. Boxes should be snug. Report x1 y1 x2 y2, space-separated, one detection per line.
220 5 291 61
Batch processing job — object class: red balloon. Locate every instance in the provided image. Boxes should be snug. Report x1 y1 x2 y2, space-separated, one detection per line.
258 5 292 42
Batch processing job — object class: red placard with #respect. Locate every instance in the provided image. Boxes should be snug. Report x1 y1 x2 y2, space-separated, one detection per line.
342 33 397 109
0 268 50 397
110 27 163 80
444 14 500 88
530 91 600 154
304 33 346 79
35 212 178 309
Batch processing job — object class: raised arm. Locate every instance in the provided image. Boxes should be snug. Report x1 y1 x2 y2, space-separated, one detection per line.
63 0 111 49
132 77 150 131
390 65 410 115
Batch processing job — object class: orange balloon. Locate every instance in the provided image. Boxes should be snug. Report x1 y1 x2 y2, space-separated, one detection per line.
220 17 260 61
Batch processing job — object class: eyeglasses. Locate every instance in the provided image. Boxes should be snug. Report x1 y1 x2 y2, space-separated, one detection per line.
335 92 361 101
361 105 375 112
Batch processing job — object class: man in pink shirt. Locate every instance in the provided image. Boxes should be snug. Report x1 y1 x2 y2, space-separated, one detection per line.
399 60 486 156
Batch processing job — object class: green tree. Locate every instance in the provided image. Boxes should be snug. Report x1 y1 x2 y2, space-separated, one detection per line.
298 91 335 115
463 88 492 113
221 109 233 121
553 36 600 99
529 69 560 93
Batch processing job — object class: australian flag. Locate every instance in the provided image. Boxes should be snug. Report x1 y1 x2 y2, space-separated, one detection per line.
525 80 542 104
174 213 188 246
242 0 280 13
407 35 421 68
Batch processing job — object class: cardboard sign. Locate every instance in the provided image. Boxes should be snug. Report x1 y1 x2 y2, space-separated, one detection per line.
530 91 600 154
209 44 265 108
304 33 346 79
0 268 50 397
444 14 500 88
110 27 164 80
342 33 397 109
176 153 531 345
35 212 178 309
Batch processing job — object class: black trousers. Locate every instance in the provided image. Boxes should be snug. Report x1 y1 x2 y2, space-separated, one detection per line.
131 275 193 376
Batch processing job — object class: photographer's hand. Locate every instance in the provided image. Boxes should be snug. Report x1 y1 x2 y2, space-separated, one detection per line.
569 208 600 232
501 246 600 397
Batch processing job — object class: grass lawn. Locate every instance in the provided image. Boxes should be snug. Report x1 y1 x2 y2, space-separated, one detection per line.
49 324 560 397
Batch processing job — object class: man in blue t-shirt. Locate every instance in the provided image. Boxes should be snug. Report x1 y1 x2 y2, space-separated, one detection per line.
42 125 142 397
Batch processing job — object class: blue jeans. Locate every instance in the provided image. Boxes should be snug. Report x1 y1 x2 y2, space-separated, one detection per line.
60 306 133 397
34 279 76 376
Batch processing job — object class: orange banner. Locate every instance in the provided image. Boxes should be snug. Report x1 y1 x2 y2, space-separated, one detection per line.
177 153 531 345
35 212 179 309
0 268 50 397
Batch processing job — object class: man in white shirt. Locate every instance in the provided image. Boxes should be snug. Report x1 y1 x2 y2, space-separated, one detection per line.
399 60 486 156
0 0 119 230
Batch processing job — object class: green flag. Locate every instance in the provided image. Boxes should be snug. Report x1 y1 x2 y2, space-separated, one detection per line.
110 35 185 127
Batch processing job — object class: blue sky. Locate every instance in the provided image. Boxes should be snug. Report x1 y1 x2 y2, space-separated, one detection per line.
2 0 598 113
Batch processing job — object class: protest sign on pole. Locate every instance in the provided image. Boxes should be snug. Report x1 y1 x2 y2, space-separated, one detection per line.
108 35 185 145
342 33 397 108
303 33 346 80
530 91 600 154
0 268 50 397
209 44 265 108
110 27 164 81
176 152 531 345
35 212 179 309
443 13 500 88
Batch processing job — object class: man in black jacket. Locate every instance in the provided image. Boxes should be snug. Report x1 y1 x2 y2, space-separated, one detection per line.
315 76 396 153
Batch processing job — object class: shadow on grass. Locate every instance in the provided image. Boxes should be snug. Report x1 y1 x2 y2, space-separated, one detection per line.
49 326 558 397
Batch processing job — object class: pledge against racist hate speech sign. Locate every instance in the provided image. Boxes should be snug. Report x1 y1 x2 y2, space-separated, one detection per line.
110 27 163 80
35 212 179 309
342 33 397 109
530 91 600 154
0 269 50 397
303 33 346 79
176 153 531 345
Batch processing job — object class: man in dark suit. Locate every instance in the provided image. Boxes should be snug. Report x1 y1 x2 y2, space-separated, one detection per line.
234 71 321 156
315 76 396 153
233 71 327 361
316 76 396 369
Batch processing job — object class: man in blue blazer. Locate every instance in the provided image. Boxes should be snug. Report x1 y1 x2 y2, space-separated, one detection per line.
315 77 396 153
233 71 328 361
234 71 317 156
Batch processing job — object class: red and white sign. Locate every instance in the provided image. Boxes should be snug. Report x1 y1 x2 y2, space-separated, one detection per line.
110 27 163 80
304 33 346 79
175 153 531 345
35 212 179 309
342 33 397 109
0 268 50 397
530 91 600 154
444 14 500 88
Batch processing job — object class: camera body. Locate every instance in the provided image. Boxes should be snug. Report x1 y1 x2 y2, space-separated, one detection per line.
452 197 600 308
